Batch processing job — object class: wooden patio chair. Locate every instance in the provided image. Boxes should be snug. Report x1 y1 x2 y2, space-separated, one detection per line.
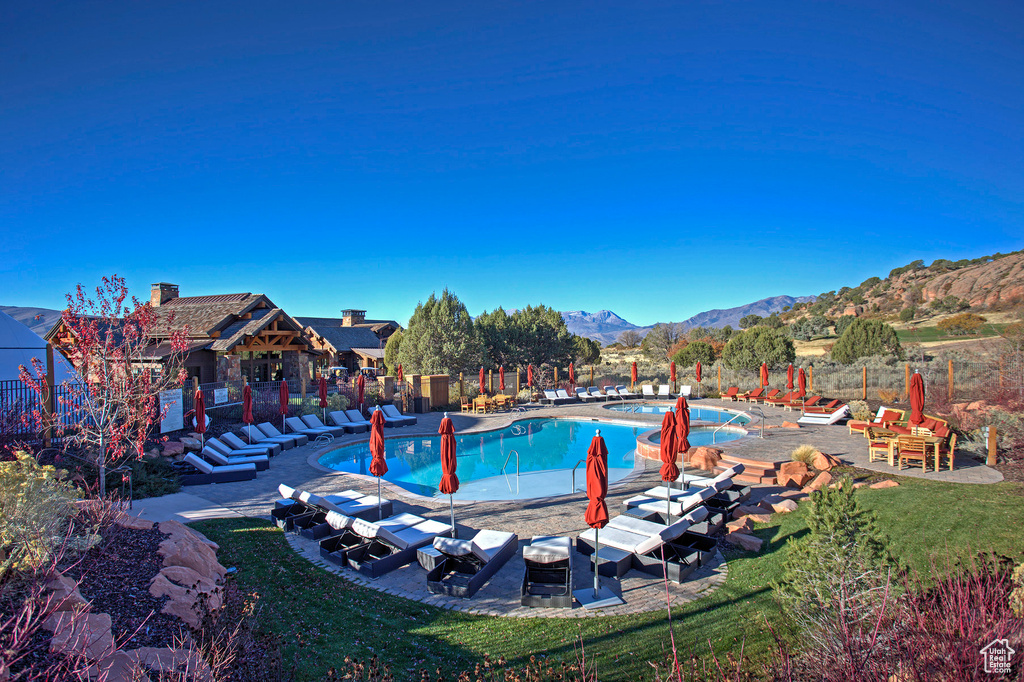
896 435 929 472
866 428 894 465
936 433 958 471
460 396 471 413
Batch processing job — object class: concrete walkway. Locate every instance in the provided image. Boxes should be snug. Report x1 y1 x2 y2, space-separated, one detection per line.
131 398 1001 617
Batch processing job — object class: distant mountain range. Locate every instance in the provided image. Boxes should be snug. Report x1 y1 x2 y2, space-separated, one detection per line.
0 306 62 336
562 295 816 345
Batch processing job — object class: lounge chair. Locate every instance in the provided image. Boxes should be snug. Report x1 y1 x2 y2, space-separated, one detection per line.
328 410 369 434
200 445 269 471
382 404 417 426
763 391 797 407
642 384 656 399
848 407 905 435
255 422 308 448
574 387 596 403
576 507 710 582
285 416 340 441
541 390 558 405
177 453 257 485
427 530 519 598
649 463 746 497
555 389 578 404
739 388 764 403
208 435 280 458
369 405 409 427
798 404 850 426
616 385 638 399
622 485 717 519
587 386 607 402
803 398 841 414
602 386 622 400
657 384 670 398
720 387 740 401
273 484 394 535
319 511 424 564
336 514 453 579
750 389 781 404
521 536 573 608
775 395 820 412
301 413 352 435
343 409 374 429
678 385 691 398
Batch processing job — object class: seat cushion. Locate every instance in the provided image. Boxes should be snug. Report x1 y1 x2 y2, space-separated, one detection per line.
389 519 452 550
470 530 516 563
325 510 354 531
433 536 474 556
579 526 648 554
524 536 570 563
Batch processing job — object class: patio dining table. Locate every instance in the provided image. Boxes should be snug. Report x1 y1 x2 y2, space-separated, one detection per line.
873 429 950 471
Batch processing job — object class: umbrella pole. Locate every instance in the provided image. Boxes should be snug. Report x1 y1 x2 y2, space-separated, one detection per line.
377 476 383 521
666 481 672 524
450 494 456 538
593 528 600 598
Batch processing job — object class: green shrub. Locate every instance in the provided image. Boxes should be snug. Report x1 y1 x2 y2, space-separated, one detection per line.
831 319 904 364
0 452 80 578
721 327 795 372
1012 561 1024 618
121 458 182 500
899 307 916 323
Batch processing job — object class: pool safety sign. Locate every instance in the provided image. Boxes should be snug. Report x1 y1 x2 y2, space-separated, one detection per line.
160 388 183 433
214 387 228 404
980 638 1014 674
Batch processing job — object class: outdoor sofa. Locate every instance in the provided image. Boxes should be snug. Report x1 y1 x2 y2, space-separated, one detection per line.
177 452 257 485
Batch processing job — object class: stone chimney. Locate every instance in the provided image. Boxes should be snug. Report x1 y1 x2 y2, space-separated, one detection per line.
151 283 179 307
341 309 366 327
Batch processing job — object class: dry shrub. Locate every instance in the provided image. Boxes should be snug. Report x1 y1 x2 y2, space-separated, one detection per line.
790 444 818 464
877 388 900 403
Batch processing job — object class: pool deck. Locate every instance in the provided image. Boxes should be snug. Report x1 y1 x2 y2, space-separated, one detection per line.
130 398 1001 618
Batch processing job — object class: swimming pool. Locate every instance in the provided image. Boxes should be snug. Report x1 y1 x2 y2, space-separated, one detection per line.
318 418 742 501
605 403 750 424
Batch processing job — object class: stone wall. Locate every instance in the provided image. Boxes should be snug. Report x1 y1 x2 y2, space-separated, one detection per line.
216 354 241 383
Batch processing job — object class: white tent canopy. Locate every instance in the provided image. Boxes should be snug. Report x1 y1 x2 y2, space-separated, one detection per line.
0 309 77 383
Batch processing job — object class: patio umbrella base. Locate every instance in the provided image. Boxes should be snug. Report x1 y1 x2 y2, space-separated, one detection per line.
573 584 623 610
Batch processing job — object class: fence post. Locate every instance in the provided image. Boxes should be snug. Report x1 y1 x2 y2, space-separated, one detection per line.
554 366 559 385
999 358 1005 388
516 370 521 395
590 365 594 386
43 343 55 448
488 370 493 394
988 426 998 466
948 360 954 401
717 365 722 394
459 373 464 398
862 366 867 401
809 366 814 392
905 364 910 398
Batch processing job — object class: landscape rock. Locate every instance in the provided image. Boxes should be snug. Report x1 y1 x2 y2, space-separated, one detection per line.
158 535 226 583
91 651 152 682
778 472 813 488
779 461 810 476
41 572 89 614
812 452 842 471
162 441 185 457
781 421 801 429
770 499 799 514
869 480 900 489
804 471 833 492
778 490 809 501
688 447 723 471
178 437 201 452
150 566 223 629
93 647 214 682
113 513 156 531
725 517 754 533
853 482 869 489
725 532 763 552
732 505 773 524
159 520 219 551
45 611 114 661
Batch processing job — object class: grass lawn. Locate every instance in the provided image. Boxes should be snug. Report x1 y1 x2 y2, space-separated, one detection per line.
194 477 1024 681
896 322 1009 345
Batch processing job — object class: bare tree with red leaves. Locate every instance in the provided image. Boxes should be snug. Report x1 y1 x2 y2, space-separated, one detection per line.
19 276 189 497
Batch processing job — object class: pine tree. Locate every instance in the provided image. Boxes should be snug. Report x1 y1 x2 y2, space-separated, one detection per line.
396 290 483 375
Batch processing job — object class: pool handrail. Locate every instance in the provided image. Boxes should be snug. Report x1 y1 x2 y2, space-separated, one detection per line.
501 449 520 477
748 406 766 439
712 412 746 444
570 458 586 493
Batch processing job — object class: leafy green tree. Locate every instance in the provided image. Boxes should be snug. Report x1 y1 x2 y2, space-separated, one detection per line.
383 329 403 375
475 307 515 368
572 336 601 365
720 327 795 371
830 319 905 364
671 340 716 367
898 307 916 323
509 305 575 368
641 322 682 360
396 290 483 375
928 295 970 314
937 312 987 336
738 314 763 329
834 315 856 337
617 330 642 348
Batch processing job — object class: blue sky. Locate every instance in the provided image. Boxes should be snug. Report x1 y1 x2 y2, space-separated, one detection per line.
1 1 1021 326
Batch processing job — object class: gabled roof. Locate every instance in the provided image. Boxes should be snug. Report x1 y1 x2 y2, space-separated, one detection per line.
210 307 313 352
298 318 383 352
154 294 273 338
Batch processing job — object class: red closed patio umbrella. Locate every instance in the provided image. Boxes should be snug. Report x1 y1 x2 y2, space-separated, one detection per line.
584 430 609 599
369 409 387 520
396 364 403 383
798 368 808 413
242 384 254 442
695 361 702 398
569 362 575 388
479 366 486 395
438 413 459 537
279 380 289 432
659 410 679 522
670 361 677 392
675 395 690 486
194 388 206 447
786 364 794 390
499 366 505 392
527 364 534 388
631 361 638 387
357 373 366 409
319 375 328 422
909 371 925 426
760 363 769 389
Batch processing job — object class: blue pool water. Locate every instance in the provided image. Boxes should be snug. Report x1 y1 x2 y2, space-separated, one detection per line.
318 418 742 501
606 403 750 424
